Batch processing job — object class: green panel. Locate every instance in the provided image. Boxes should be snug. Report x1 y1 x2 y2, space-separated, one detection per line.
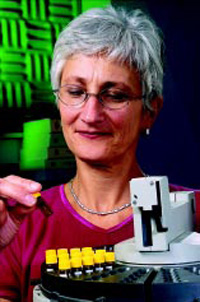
43 56 51 82
0 81 32 108
21 0 30 19
0 52 24 63
0 139 22 164
0 49 26 82
3 133 23 139
0 0 21 18
39 0 46 20
52 23 66 40
1 19 9 46
26 21 52 52
0 1 20 10
10 20 18 47
81 0 110 12
15 82 23 107
2 63 24 73
31 82 54 104
6 82 13 108
49 6 73 15
19 20 27 48
23 82 32 108
20 119 69 170
31 0 38 20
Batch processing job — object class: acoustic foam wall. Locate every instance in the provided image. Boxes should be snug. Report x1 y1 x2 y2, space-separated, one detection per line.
0 0 79 109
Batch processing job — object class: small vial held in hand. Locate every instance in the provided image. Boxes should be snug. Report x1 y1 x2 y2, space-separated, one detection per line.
32 193 53 217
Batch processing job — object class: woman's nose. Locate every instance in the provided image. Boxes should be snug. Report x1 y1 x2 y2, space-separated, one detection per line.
80 95 105 124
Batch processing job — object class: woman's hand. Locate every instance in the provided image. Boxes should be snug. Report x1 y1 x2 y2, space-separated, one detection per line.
0 175 42 248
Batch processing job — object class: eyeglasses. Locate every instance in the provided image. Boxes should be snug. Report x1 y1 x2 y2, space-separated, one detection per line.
53 84 145 110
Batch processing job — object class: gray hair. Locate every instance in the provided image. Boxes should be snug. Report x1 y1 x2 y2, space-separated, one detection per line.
51 5 163 110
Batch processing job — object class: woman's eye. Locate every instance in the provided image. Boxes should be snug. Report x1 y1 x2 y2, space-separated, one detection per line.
67 89 85 97
104 91 129 102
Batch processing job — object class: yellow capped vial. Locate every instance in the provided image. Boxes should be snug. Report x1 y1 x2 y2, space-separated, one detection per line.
82 250 94 257
95 249 106 256
94 254 105 273
32 192 41 198
70 257 83 278
45 249 57 264
82 247 93 252
70 257 82 268
105 252 115 262
59 257 71 271
105 252 115 270
45 249 57 273
94 254 105 264
82 256 94 267
57 248 69 259
82 256 94 275
70 248 82 257
70 252 82 259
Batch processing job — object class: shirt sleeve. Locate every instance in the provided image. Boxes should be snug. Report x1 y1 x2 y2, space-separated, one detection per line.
0 232 22 301
0 214 20 248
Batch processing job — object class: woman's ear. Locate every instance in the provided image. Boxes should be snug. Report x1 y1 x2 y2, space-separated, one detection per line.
141 96 163 131
150 95 163 120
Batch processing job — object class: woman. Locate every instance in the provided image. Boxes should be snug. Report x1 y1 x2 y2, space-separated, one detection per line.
0 5 192 302
0 5 163 240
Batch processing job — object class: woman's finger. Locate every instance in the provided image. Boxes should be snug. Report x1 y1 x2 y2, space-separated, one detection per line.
3 175 42 193
0 177 41 207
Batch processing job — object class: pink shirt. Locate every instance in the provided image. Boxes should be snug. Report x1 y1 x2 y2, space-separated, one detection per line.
0 184 200 302
0 185 133 302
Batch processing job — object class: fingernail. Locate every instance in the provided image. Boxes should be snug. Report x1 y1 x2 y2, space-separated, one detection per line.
30 182 40 190
25 194 36 206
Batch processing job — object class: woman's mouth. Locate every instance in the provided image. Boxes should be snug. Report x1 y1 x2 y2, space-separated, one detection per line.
76 131 111 139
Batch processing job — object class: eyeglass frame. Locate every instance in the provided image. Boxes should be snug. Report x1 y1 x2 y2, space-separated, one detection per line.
53 84 146 110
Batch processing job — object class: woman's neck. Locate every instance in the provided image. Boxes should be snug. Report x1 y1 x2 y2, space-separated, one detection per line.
65 157 145 229
72 157 144 212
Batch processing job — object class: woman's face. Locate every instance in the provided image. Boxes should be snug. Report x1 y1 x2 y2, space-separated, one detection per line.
58 54 148 166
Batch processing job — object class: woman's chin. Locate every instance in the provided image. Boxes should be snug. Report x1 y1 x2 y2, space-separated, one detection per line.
78 155 108 165
75 150 112 166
